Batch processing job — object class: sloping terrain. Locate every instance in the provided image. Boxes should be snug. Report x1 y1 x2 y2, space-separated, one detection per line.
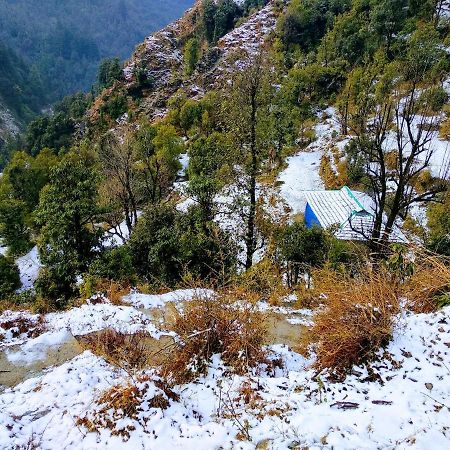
0 0 194 100
1 292 449 449
105 0 280 121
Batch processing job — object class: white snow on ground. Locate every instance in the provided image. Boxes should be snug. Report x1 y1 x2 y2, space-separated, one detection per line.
15 246 41 291
104 220 132 247
278 107 348 214
0 304 449 449
0 246 6 256
381 113 450 180
0 295 177 365
279 151 324 212
5 330 72 365
0 351 121 449
46 302 163 338
178 152 189 178
0 311 44 348
103 211 143 248
123 288 214 309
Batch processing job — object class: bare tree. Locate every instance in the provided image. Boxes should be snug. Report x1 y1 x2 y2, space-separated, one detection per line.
98 131 139 237
342 29 450 251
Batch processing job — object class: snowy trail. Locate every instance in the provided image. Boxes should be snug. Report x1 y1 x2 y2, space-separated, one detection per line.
278 151 324 212
277 107 343 213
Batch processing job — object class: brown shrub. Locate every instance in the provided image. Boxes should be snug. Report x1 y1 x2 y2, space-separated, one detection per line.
403 253 450 313
293 283 323 309
161 291 268 383
80 278 131 306
239 258 289 305
78 329 151 371
320 154 339 189
300 269 400 379
0 312 45 342
77 376 178 438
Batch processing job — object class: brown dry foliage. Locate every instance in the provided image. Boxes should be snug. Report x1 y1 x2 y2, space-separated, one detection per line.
0 313 45 342
80 278 131 306
300 269 400 379
239 258 289 305
403 252 450 313
78 329 151 371
319 148 349 189
77 376 178 438
161 291 268 383
320 154 339 189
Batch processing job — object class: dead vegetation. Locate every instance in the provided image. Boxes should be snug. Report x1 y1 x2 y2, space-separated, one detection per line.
77 375 179 439
239 258 289 305
319 148 349 190
403 252 450 313
300 269 400 379
0 312 45 342
161 290 268 383
77 329 152 371
79 278 131 306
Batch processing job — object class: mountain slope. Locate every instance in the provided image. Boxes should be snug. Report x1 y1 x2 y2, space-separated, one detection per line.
91 0 278 124
0 42 47 168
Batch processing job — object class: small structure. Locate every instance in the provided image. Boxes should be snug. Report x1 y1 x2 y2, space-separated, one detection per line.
304 186 403 241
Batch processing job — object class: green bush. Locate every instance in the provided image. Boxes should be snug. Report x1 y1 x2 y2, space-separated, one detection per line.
100 94 128 120
35 152 102 307
177 206 237 283
129 204 181 285
35 267 77 309
0 255 21 299
327 238 367 274
276 222 328 287
426 194 450 257
129 204 237 286
89 246 136 283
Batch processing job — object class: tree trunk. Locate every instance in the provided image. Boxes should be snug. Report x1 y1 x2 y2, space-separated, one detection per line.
245 88 258 270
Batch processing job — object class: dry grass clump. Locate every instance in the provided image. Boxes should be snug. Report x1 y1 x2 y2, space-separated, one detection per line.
0 312 45 342
79 278 131 306
300 269 400 379
78 329 151 371
403 253 450 313
161 291 268 383
77 375 179 439
293 283 323 309
239 258 289 305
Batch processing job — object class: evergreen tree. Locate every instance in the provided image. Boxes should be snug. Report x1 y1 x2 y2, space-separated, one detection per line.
188 131 231 222
36 151 101 304
0 149 58 255
184 38 200 76
0 254 21 299
97 58 123 91
201 0 217 43
222 55 273 269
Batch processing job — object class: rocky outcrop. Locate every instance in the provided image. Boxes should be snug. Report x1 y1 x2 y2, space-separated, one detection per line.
0 101 20 151
91 1 282 124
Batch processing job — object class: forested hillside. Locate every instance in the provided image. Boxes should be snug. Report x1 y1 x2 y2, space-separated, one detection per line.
0 43 46 168
0 0 193 101
1 0 449 297
1 1 450 447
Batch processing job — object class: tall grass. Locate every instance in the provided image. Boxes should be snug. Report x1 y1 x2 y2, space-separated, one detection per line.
300 269 400 379
161 290 268 383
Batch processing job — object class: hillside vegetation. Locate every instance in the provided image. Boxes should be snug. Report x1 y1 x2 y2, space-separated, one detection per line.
0 0 450 447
